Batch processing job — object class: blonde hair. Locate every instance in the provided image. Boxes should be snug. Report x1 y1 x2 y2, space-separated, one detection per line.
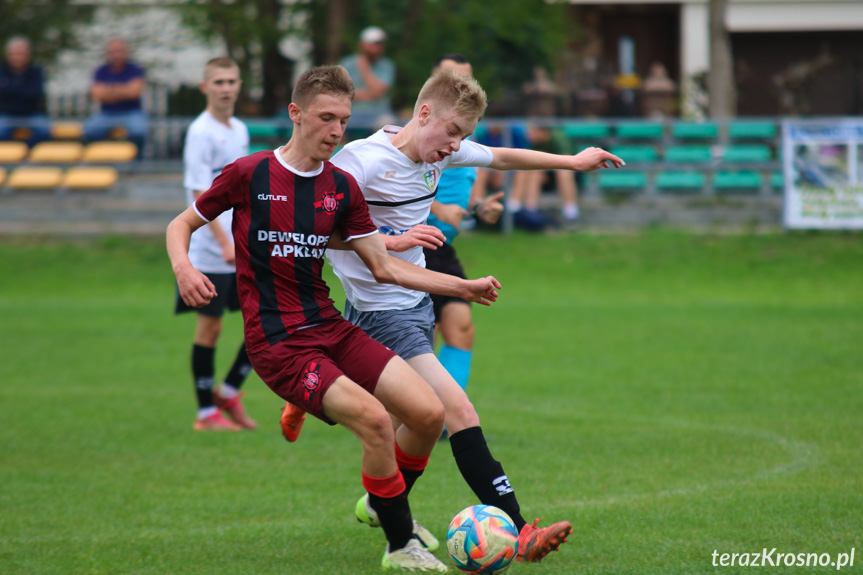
292 65 355 108
203 57 239 81
414 68 487 121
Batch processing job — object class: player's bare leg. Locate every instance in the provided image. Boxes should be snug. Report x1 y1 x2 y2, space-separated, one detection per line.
323 369 447 571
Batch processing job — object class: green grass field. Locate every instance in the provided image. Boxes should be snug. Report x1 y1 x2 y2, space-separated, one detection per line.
1 230 861 574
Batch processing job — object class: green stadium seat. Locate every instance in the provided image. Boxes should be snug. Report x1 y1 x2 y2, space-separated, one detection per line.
713 171 762 191
244 121 281 139
665 145 713 163
610 145 658 163
656 171 706 190
249 143 273 154
727 121 778 140
615 122 664 140
598 171 648 190
563 122 611 140
722 144 772 162
672 122 719 140
770 172 785 189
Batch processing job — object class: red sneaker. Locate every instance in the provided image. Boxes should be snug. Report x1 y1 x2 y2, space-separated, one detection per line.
193 411 242 431
517 517 572 563
213 388 257 430
279 401 306 442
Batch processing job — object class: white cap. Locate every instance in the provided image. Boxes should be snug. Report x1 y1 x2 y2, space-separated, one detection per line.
360 26 387 44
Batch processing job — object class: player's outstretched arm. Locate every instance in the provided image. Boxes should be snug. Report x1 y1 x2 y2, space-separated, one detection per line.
166 207 218 308
349 233 501 305
488 146 624 172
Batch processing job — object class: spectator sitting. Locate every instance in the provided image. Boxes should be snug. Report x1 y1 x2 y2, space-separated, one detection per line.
84 38 148 157
0 36 50 146
339 26 395 134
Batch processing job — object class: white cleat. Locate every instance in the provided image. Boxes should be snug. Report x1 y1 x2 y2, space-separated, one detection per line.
381 538 449 572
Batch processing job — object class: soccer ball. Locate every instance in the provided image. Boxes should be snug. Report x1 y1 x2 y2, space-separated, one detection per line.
446 505 519 574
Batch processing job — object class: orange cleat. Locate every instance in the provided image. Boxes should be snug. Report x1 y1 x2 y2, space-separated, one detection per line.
213 388 257 430
279 401 306 442
193 411 242 431
516 517 572 563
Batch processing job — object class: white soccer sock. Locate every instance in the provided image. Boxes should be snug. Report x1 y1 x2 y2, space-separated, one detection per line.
562 203 579 220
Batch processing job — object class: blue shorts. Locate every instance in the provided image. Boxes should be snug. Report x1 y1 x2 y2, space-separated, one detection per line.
343 295 435 360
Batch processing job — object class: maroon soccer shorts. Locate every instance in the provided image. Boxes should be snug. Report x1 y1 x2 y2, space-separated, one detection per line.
249 318 397 424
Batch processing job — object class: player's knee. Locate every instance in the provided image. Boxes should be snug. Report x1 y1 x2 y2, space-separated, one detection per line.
446 395 480 430
358 406 396 450
414 398 445 439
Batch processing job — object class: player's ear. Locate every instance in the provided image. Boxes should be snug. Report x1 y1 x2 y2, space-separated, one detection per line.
418 103 431 126
288 102 302 123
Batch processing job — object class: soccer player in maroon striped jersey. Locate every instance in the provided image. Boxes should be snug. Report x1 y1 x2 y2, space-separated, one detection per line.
167 65 501 572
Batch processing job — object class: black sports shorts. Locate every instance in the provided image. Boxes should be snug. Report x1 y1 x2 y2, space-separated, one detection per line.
423 243 470 322
174 272 241 318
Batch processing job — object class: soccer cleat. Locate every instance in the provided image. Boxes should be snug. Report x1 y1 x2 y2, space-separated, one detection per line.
279 401 306 442
381 537 449 572
193 411 242 431
213 388 257 430
516 517 573 563
356 493 440 552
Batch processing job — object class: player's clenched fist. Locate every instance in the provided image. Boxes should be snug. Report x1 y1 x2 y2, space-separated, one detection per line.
176 267 218 308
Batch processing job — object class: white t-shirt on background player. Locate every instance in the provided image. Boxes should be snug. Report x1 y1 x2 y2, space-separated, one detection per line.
183 111 250 274
327 125 494 311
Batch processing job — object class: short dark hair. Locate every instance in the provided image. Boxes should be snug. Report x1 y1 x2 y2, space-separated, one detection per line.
292 65 355 108
433 53 469 70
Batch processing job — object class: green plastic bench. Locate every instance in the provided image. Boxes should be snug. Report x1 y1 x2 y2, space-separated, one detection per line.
672 122 719 140
665 145 713 163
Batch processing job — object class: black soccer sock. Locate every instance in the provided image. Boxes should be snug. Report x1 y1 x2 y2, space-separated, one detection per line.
368 492 413 551
223 341 252 391
191 344 216 409
449 426 527 531
364 471 413 551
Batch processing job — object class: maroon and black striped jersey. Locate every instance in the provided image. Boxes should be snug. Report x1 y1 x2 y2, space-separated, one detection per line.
194 150 378 353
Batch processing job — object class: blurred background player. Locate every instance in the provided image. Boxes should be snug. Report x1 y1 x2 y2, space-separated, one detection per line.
174 57 255 431
424 54 504 439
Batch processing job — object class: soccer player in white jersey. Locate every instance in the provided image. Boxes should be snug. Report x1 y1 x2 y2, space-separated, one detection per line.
282 68 623 562
175 57 256 431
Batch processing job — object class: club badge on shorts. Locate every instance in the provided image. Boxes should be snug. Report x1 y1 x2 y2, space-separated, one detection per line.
302 361 321 401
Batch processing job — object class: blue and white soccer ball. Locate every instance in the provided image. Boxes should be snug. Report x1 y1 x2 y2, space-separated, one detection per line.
446 504 519 574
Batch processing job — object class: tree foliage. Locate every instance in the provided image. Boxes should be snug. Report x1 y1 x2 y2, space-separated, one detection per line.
0 0 95 66
177 0 297 115
329 0 572 113
177 0 570 116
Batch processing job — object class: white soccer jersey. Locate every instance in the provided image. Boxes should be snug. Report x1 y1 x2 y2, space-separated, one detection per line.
184 111 250 273
328 125 494 311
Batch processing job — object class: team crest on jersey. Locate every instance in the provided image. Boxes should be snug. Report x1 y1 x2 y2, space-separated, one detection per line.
424 169 437 191
301 361 322 401
314 191 344 213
